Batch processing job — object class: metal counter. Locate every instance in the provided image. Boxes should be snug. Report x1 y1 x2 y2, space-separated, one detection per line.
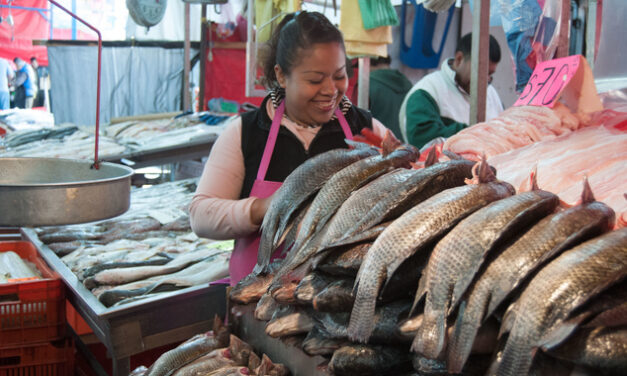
22 228 227 376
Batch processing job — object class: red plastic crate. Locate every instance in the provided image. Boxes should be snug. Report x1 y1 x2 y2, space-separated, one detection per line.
0 338 74 376
0 241 66 346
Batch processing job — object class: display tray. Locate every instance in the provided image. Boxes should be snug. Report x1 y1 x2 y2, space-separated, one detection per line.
231 304 330 376
21 228 227 376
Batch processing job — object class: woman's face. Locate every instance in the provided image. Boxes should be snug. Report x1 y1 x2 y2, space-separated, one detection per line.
275 42 348 126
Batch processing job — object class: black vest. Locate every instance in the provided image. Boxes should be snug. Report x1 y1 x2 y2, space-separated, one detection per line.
239 96 373 198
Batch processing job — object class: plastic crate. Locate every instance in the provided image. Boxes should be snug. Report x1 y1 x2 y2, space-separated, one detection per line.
0 241 66 346
0 338 74 376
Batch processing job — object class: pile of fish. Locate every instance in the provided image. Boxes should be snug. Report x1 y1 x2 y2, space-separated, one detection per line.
33 179 233 308
230 138 626 376
131 316 289 376
0 251 42 283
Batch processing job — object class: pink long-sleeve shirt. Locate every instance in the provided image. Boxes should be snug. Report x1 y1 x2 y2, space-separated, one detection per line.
190 100 388 240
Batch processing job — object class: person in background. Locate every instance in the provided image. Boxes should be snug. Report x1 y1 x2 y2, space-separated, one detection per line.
399 33 503 149
0 58 14 110
12 58 37 109
31 57 49 108
190 11 389 285
368 56 413 140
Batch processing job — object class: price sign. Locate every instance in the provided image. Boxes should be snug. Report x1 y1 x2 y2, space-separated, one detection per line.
513 55 581 107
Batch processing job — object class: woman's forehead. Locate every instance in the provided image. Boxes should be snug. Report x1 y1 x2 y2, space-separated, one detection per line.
291 42 346 72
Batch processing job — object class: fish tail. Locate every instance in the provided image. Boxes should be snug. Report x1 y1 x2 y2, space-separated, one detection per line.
411 308 445 359
487 334 534 376
447 299 482 374
347 270 385 343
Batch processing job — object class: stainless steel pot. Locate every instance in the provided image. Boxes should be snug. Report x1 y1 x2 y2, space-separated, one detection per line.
0 157 134 227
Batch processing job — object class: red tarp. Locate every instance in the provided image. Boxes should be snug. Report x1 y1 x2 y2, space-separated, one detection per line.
0 0 49 64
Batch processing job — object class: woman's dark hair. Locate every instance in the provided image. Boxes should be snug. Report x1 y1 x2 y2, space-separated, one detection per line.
261 11 345 89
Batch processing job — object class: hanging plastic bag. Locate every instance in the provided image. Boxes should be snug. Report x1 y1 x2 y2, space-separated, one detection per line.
357 0 399 29
418 0 457 13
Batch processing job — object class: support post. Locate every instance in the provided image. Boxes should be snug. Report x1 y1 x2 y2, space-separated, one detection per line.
585 0 597 70
183 3 191 111
469 0 490 125
357 57 370 109
199 4 208 111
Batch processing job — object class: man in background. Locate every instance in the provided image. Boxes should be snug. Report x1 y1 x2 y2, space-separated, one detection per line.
0 57 14 110
399 33 503 149
368 56 413 140
31 57 49 108
12 57 36 109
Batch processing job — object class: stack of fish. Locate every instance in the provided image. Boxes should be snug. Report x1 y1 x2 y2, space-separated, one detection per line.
33 179 233 308
230 138 626 376
132 316 289 376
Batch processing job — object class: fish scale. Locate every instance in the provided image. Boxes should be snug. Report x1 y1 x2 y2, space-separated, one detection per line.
447 199 616 374
489 228 627 376
274 145 419 282
348 178 515 343
412 190 559 359
256 146 378 272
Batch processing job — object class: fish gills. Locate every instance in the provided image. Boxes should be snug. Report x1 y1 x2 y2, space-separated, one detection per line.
348 179 514 343
447 200 615 374
413 190 558 359
489 228 627 376
257 147 378 272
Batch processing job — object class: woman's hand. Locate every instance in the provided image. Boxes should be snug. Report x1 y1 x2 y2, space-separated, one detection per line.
250 194 275 226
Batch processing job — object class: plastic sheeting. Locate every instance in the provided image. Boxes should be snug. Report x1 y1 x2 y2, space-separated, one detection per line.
593 0 625 93
48 45 198 126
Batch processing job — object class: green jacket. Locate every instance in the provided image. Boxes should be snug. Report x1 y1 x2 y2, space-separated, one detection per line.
368 69 412 140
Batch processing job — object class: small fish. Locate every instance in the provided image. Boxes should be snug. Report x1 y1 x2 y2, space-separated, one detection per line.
254 354 289 376
329 344 411 375
171 348 234 376
228 335 254 367
265 310 314 338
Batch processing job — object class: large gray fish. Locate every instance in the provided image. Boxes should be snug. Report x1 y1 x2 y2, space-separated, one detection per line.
447 180 616 374
336 159 476 246
412 186 559 358
570 280 627 328
229 260 282 304
348 158 515 343
487 228 627 376
312 278 355 312
256 146 379 273
279 144 420 276
546 326 627 373
329 344 411 376
315 242 371 277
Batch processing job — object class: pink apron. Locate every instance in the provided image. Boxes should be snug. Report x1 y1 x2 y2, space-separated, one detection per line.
228 100 355 285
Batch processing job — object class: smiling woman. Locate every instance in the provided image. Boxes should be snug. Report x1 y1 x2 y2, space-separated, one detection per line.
188 11 390 285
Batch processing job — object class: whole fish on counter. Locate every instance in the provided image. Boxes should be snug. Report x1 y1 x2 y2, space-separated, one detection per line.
447 179 616 374
0 251 42 282
256 145 379 273
348 157 515 343
412 175 559 359
171 348 234 376
487 228 627 376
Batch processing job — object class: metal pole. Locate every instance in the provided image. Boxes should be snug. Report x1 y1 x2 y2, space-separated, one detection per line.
585 0 597 70
357 57 370 109
555 0 571 58
48 0 102 168
245 0 254 97
183 3 191 111
199 5 207 111
469 0 490 125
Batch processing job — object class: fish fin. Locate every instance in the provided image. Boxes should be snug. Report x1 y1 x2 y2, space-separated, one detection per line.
580 175 596 204
381 130 401 156
538 316 583 351
347 269 386 343
361 127 385 148
411 308 446 358
498 302 517 340
519 165 539 192
424 146 438 167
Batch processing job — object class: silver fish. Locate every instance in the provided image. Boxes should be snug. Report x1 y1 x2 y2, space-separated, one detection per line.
413 189 558 358
348 159 514 343
488 228 627 376
447 181 615 374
